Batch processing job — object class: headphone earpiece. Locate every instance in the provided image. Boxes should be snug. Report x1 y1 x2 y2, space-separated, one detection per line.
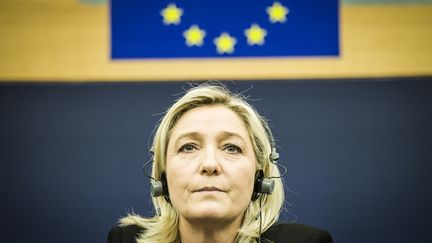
150 180 163 197
252 170 275 201
150 179 164 197
144 148 171 202
150 172 170 202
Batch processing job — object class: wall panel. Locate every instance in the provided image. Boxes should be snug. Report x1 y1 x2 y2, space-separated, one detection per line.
0 1 431 81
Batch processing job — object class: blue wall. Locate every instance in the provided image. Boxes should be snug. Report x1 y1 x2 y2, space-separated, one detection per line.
1 78 431 242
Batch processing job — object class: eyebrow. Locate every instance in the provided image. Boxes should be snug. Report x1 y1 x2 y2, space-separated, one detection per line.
217 131 248 143
173 132 202 144
172 131 248 146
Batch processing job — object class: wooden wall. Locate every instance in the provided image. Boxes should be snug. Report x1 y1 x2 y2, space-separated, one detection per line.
0 0 431 82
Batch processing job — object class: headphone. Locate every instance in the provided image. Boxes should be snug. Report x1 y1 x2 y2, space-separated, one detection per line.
150 171 170 202
142 117 287 242
144 120 285 202
149 156 277 202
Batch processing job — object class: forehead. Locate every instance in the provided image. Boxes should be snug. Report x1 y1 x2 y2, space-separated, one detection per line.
169 105 250 140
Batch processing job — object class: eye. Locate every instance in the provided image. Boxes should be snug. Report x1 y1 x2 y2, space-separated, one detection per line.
224 144 242 154
178 143 198 153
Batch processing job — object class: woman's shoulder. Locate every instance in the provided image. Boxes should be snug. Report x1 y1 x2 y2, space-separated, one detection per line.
107 225 144 243
107 223 332 243
263 223 333 243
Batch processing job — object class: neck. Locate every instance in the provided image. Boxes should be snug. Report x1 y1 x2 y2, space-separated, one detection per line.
179 216 243 243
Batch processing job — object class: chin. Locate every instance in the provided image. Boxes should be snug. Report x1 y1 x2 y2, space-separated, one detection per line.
187 202 231 219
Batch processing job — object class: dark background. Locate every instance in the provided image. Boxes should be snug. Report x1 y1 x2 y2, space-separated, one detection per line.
1 78 431 242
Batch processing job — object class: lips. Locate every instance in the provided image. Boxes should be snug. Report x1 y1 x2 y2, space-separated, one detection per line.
194 186 224 192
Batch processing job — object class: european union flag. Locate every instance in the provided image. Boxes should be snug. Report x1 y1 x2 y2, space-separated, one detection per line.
111 0 339 59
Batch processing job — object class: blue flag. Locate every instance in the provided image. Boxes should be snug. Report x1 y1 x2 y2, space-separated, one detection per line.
110 0 339 59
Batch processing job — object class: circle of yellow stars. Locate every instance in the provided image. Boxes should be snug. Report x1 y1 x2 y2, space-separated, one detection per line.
160 1 289 55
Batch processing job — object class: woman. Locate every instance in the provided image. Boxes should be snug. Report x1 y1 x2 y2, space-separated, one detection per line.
108 84 332 243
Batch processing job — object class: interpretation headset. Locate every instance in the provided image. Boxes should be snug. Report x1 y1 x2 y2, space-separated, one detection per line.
143 119 286 202
142 119 287 241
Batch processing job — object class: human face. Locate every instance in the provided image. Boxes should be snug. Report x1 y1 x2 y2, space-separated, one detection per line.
166 105 257 223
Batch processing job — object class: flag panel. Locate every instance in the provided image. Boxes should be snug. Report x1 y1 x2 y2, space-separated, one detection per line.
110 0 339 59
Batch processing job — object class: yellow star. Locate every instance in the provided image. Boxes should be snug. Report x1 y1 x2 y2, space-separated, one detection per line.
244 24 267 46
267 2 289 23
213 32 237 54
183 25 206 47
160 3 183 25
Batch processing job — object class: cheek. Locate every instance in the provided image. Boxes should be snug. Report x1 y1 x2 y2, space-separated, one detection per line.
165 160 191 200
232 167 256 197
166 175 185 209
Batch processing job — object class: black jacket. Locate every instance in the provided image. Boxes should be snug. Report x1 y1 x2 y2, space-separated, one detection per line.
108 223 333 243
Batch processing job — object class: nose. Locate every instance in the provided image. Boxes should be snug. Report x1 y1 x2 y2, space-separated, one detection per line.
199 146 221 176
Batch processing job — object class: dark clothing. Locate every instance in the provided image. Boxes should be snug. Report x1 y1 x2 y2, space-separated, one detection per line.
261 223 333 243
108 223 333 243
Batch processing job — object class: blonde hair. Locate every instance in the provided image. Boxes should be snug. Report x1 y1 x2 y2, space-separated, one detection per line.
120 84 285 242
